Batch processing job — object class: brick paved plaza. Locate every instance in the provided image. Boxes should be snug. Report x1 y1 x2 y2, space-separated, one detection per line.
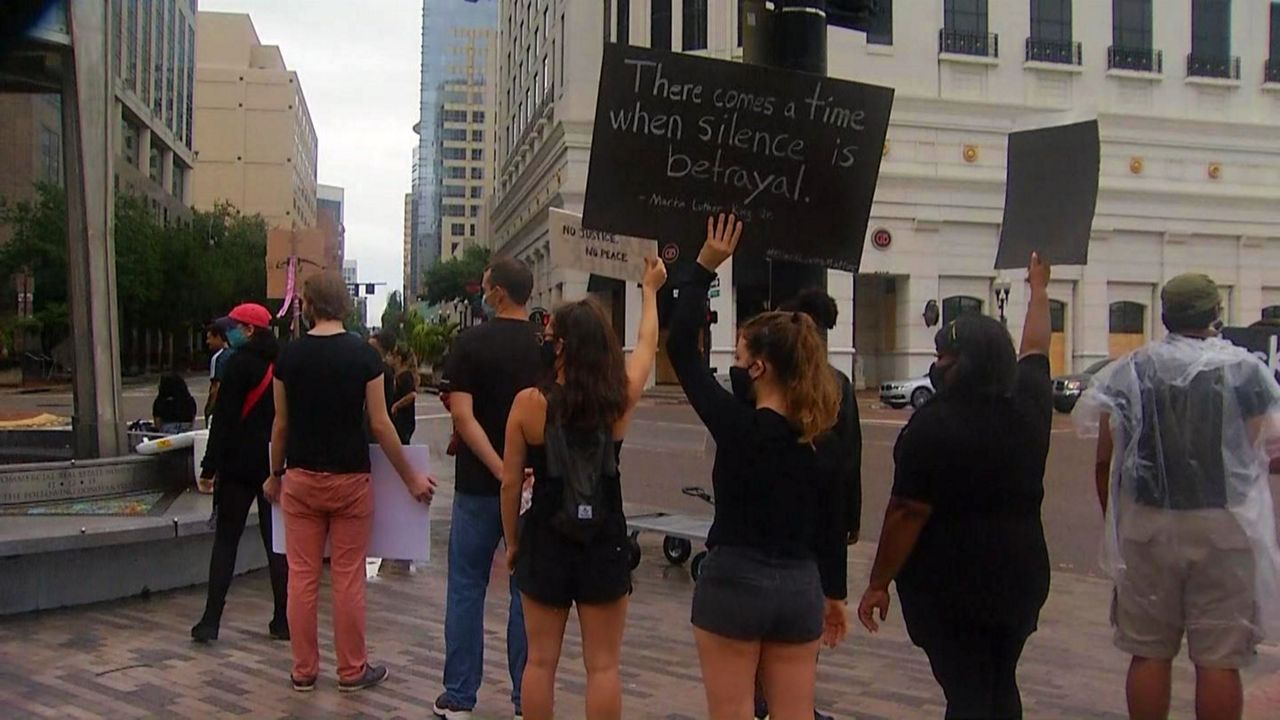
3 484 1280 720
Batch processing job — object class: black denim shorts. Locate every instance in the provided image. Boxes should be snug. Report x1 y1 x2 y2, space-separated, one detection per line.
691 545 824 644
514 517 632 609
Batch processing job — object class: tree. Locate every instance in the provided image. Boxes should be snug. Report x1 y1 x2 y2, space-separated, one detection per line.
421 245 490 306
381 290 404 331
0 184 268 369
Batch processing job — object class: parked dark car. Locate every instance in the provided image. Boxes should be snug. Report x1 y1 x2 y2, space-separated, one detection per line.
1052 359 1114 413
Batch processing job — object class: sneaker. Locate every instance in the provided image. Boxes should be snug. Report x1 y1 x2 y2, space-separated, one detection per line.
268 618 290 641
338 664 389 693
291 675 316 693
432 694 474 719
190 621 219 643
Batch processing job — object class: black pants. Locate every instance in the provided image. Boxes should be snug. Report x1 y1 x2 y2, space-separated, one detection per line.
199 476 288 626
917 624 1030 719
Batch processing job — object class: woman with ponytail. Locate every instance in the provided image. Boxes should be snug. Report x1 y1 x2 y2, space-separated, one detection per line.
669 214 849 719
857 254 1054 719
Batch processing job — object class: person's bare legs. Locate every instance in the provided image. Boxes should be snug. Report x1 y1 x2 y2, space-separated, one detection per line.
1127 656 1173 720
694 627 762 720
519 594 569 720
1194 666 1243 720
577 596 629 720
759 640 821 720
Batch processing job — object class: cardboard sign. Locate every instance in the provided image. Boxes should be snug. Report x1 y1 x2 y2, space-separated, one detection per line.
582 43 894 272
995 120 1100 269
548 208 658 283
266 227 338 298
272 445 432 562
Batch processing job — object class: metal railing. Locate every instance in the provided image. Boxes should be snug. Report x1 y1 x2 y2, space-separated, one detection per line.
939 29 999 59
1026 37 1082 65
1266 58 1280 84
1107 45 1162 73
1186 53 1241 80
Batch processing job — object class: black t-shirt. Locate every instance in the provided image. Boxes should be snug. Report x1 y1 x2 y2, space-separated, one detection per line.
393 370 417 440
668 265 849 600
892 354 1053 628
276 332 385 473
1128 349 1274 509
442 318 543 495
153 394 196 425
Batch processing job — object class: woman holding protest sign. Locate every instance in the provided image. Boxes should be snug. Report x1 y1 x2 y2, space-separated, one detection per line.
264 271 437 694
857 254 1053 719
499 254 666 720
669 214 849 719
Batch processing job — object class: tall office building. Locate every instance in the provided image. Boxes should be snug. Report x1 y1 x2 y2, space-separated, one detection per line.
192 11 319 231
317 183 345 264
407 0 498 301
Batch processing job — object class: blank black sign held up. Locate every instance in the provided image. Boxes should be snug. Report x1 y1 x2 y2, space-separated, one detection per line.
995 120 1100 269
581 43 894 272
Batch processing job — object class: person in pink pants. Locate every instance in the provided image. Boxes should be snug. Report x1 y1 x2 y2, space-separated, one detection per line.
264 271 436 693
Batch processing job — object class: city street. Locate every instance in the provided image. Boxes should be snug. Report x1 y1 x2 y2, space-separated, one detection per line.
4 376 1280 718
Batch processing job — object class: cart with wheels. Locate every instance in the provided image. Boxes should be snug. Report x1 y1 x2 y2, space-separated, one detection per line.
626 487 715 581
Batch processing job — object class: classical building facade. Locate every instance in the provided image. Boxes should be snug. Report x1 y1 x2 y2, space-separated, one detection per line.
492 0 1280 387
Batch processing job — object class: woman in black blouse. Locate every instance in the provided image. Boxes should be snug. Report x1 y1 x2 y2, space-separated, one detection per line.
669 215 848 719
858 254 1054 719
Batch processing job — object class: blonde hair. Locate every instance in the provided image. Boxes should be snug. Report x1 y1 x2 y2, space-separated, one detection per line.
302 271 353 322
740 311 840 443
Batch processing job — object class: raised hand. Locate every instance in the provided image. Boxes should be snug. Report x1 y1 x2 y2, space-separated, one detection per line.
696 213 744 272
1028 252 1050 291
641 256 668 293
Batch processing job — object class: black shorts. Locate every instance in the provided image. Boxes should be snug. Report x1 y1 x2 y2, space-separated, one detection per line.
691 546 825 644
513 517 632 609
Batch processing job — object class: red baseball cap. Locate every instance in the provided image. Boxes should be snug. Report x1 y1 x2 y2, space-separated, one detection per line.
221 303 273 329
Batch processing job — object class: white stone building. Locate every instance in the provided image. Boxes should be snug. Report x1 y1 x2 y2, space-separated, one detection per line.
492 0 1280 388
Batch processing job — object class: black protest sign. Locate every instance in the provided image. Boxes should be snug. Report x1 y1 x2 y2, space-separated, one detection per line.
582 43 894 272
995 119 1099 269
1222 326 1280 370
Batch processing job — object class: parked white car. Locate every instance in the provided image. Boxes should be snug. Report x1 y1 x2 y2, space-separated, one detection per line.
879 374 934 410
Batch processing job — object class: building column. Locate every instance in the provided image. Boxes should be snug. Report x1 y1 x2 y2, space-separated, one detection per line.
1077 247 1110 368
897 272 939 382
64 0 126 457
710 261 736 374
1237 236 1264 324
161 146 174 197
826 269 855 379
136 125 151 174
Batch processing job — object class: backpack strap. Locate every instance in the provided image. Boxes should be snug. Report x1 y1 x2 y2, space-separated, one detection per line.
241 363 274 420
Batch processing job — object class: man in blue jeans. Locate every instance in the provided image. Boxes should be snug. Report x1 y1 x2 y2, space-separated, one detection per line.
434 258 542 720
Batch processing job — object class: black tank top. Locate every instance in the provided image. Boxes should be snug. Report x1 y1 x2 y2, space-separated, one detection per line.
525 439 626 539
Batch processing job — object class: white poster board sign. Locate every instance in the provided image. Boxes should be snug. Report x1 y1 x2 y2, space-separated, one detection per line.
272 445 432 562
548 208 658 283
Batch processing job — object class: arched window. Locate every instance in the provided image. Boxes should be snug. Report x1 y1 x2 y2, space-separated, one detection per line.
1109 301 1146 334
1262 305 1280 321
941 296 983 326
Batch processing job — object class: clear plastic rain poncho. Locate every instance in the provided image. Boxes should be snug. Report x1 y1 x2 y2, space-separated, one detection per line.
1074 334 1280 639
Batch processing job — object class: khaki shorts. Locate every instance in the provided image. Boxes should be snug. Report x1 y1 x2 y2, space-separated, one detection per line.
1112 504 1261 669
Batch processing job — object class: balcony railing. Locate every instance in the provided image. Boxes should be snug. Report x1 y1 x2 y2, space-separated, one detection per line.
1266 58 1280 84
939 29 999 59
1107 45 1162 73
1026 37 1082 65
1186 53 1241 80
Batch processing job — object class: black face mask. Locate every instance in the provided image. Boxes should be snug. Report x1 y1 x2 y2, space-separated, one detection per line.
729 365 755 404
540 340 558 371
928 362 950 393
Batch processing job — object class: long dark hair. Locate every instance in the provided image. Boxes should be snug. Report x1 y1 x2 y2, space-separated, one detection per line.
934 314 1017 398
157 373 192 400
739 311 840 443
545 298 628 429
244 326 280 362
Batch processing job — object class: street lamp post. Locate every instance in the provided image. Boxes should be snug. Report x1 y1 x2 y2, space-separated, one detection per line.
994 280 1012 327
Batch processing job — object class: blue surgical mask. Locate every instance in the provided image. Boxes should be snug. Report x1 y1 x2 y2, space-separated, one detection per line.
227 326 249 349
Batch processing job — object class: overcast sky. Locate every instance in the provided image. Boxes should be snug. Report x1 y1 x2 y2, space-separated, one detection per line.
200 0 420 324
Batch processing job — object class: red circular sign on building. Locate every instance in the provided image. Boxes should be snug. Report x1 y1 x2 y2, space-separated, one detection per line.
871 228 892 250
661 243 680 263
